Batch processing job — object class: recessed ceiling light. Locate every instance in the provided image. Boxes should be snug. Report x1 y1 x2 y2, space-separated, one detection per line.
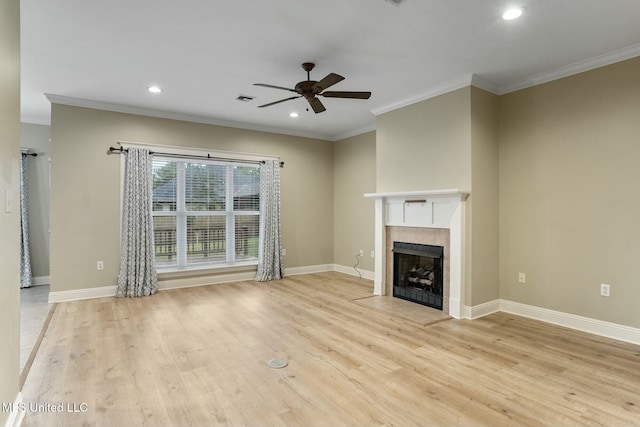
148 86 162 93
289 112 299 118
502 7 523 20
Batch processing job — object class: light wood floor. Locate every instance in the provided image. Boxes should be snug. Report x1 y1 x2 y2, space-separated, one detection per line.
20 284 54 382
21 272 640 426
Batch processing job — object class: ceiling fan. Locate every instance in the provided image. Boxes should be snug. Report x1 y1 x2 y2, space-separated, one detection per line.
254 62 371 113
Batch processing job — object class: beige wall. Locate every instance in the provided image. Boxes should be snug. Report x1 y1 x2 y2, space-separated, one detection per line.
332 131 376 273
499 56 640 328
469 87 499 305
375 87 471 193
0 0 21 421
50 104 334 292
21 123 51 279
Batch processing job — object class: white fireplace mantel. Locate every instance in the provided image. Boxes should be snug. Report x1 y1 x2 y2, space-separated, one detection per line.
364 189 469 319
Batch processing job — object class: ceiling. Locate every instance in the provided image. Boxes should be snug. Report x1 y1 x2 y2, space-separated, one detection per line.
20 0 640 141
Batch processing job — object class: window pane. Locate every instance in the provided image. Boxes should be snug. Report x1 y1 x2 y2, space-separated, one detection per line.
153 216 177 268
152 160 177 211
233 166 260 211
236 214 259 261
150 157 262 271
186 215 226 265
185 163 226 211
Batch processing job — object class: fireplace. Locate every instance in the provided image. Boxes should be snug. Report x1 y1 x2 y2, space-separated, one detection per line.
393 242 444 310
363 189 469 318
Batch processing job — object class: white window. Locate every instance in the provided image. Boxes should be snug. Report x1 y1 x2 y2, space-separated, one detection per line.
151 156 260 270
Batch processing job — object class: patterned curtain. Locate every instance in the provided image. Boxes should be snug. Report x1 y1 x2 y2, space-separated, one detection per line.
116 148 158 297
256 160 283 282
20 153 32 288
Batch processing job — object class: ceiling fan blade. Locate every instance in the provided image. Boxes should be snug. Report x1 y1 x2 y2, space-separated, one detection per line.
257 96 301 108
320 91 372 99
312 73 344 91
253 83 298 93
308 97 326 113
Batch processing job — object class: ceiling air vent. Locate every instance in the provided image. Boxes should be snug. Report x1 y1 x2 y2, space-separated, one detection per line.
236 94 255 102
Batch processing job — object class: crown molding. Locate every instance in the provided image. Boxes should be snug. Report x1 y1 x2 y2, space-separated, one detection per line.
370 46 640 117
471 74 501 94
371 74 475 116
332 123 376 142
499 43 640 94
44 94 334 141
371 73 502 117
43 46 640 139
20 114 51 126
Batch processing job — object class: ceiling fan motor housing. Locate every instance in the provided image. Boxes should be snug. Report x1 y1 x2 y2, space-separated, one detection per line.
254 62 371 113
295 80 320 99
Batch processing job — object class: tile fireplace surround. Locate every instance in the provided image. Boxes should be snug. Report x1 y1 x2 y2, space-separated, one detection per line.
364 190 469 319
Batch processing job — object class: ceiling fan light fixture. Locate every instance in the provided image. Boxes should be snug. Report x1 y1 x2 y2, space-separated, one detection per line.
502 7 524 20
147 86 162 93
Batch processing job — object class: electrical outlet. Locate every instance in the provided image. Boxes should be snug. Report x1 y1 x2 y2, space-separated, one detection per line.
282 248 287 256
518 272 526 284
370 250 375 258
97 261 104 270
600 283 610 297
359 249 364 256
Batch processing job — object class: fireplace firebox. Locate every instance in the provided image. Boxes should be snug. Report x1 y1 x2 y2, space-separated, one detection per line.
393 242 444 310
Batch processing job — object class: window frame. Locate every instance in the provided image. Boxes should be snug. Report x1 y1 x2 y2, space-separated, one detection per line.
118 141 275 274
152 156 260 271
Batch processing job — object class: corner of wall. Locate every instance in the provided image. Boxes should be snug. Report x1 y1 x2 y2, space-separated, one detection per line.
0 0 22 423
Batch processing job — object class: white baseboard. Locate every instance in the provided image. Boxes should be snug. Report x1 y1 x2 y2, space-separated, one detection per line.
31 276 50 286
3 392 25 427
463 299 501 320
332 264 374 280
158 271 257 290
462 298 640 345
500 299 640 346
48 271 259 301
46 265 334 302
284 263 374 280
48 285 117 303
159 264 340 286
284 264 334 276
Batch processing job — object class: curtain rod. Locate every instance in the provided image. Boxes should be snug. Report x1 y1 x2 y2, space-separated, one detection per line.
107 146 284 168
21 152 38 157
